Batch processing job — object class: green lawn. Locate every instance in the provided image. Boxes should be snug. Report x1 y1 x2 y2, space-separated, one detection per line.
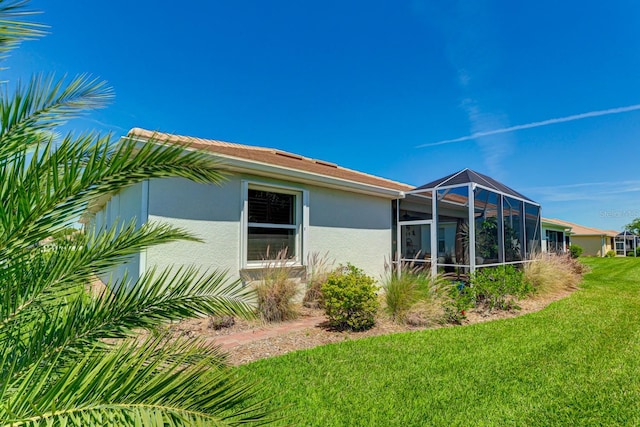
238 258 640 426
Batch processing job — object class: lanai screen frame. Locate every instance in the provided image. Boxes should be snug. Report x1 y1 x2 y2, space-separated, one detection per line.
403 181 541 276
615 231 638 257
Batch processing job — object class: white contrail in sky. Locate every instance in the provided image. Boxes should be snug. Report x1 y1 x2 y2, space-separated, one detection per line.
417 104 640 148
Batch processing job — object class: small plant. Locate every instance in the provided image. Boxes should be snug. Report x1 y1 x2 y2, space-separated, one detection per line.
605 250 616 258
404 299 446 327
302 252 333 308
567 253 590 275
245 248 299 322
470 265 533 311
322 264 379 331
569 244 583 258
442 281 475 324
208 315 235 330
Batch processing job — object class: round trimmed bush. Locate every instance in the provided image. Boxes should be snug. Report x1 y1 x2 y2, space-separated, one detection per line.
569 244 583 258
321 264 379 331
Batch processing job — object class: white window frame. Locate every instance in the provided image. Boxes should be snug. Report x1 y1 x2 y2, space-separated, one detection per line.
240 180 309 268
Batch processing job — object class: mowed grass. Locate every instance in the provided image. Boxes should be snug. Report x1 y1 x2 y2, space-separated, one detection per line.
238 258 640 426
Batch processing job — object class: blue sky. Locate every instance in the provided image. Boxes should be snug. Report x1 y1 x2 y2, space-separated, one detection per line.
8 0 640 231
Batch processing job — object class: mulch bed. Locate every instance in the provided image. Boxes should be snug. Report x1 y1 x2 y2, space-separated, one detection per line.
168 289 576 365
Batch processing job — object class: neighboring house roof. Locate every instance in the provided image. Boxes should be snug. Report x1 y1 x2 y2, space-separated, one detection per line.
127 128 413 195
544 218 618 237
411 168 536 203
542 217 572 231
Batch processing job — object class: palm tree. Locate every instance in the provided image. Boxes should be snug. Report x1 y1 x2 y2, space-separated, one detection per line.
0 1 271 425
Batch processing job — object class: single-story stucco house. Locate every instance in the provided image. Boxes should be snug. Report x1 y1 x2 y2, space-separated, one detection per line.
543 218 616 257
86 129 542 284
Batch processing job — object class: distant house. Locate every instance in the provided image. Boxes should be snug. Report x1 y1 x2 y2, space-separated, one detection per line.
541 218 572 254
543 218 616 257
86 129 542 284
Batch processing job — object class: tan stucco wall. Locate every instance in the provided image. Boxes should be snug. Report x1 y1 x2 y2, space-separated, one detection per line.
571 236 612 257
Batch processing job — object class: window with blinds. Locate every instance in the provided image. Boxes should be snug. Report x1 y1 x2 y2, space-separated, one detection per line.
247 188 298 261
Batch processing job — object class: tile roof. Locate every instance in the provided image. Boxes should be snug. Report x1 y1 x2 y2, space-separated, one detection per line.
543 218 618 237
542 217 572 229
127 128 413 193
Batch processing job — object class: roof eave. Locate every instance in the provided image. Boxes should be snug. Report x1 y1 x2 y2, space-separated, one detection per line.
218 155 407 199
125 135 408 199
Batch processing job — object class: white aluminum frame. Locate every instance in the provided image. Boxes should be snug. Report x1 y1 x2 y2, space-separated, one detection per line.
399 179 541 274
240 180 309 269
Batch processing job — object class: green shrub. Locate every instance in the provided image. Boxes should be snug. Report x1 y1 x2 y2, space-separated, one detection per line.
322 264 379 331
636 247 640 257
569 244 583 258
470 265 533 311
605 250 616 258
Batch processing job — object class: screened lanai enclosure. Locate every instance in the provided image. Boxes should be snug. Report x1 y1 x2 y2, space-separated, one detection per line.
615 230 639 257
393 169 541 275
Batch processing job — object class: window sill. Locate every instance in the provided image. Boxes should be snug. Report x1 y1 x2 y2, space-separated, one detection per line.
240 264 306 283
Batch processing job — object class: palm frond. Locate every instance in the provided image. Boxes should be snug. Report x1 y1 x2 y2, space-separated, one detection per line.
1 337 274 426
0 2 274 423
13 268 252 371
95 266 257 332
0 221 201 339
0 133 226 259
0 0 45 62
0 74 113 160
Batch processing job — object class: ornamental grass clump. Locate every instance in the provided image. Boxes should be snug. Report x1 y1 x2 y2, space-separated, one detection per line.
322 264 379 331
523 252 584 296
302 252 333 308
251 248 300 322
381 261 443 324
